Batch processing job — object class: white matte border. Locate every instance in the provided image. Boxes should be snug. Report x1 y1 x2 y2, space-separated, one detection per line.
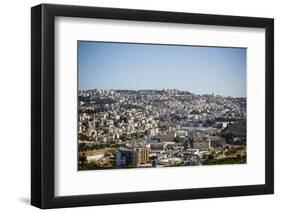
55 17 265 196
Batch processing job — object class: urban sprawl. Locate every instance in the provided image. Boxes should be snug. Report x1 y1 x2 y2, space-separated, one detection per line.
78 89 246 170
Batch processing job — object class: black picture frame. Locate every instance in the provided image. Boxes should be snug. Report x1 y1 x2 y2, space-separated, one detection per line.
31 3 274 209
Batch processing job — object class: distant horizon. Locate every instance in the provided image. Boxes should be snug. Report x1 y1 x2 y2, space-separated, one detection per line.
78 41 246 97
78 88 246 98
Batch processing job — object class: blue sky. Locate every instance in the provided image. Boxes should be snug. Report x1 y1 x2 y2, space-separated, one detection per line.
78 41 246 97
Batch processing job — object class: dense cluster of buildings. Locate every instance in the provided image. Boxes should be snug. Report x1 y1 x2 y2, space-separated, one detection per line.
78 89 246 170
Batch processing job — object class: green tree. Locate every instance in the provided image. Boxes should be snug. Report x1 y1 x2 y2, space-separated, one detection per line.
173 136 184 143
223 132 233 144
79 154 87 165
78 133 91 141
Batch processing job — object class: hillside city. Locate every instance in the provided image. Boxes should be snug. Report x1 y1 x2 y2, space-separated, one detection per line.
78 89 246 170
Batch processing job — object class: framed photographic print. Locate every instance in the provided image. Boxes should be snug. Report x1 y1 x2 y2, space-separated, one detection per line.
31 3 274 209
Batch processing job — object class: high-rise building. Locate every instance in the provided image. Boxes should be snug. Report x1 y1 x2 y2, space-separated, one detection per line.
115 147 150 168
116 148 138 168
136 148 149 164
